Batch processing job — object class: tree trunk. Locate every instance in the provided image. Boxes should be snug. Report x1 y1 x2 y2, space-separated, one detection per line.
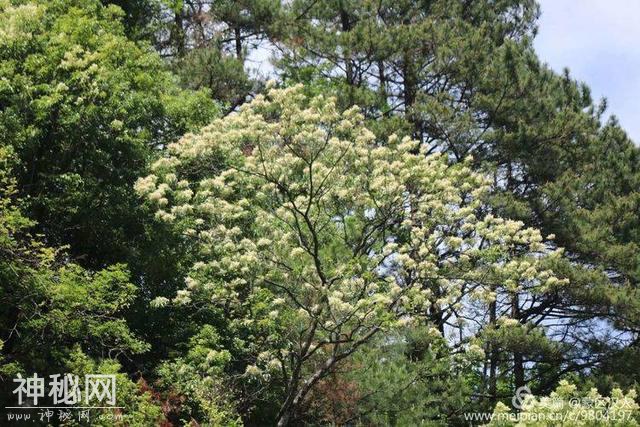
338 1 355 105
512 293 525 389
276 355 338 426
173 9 185 58
488 286 497 399
235 26 242 59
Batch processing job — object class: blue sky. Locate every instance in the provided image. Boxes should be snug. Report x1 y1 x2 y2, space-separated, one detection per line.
534 0 640 142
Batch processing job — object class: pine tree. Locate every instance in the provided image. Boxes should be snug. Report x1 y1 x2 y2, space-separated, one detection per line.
274 0 640 405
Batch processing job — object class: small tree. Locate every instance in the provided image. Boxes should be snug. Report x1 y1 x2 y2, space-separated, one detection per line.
138 84 567 425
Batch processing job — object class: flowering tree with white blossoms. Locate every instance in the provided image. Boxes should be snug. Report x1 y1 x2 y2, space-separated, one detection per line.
136 84 568 425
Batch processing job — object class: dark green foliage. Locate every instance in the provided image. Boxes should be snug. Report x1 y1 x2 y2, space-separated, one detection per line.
0 147 156 418
0 0 217 267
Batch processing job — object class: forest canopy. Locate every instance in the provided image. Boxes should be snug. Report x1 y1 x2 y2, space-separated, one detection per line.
1 0 639 425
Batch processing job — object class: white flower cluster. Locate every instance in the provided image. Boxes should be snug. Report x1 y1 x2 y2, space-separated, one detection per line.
136 84 570 371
